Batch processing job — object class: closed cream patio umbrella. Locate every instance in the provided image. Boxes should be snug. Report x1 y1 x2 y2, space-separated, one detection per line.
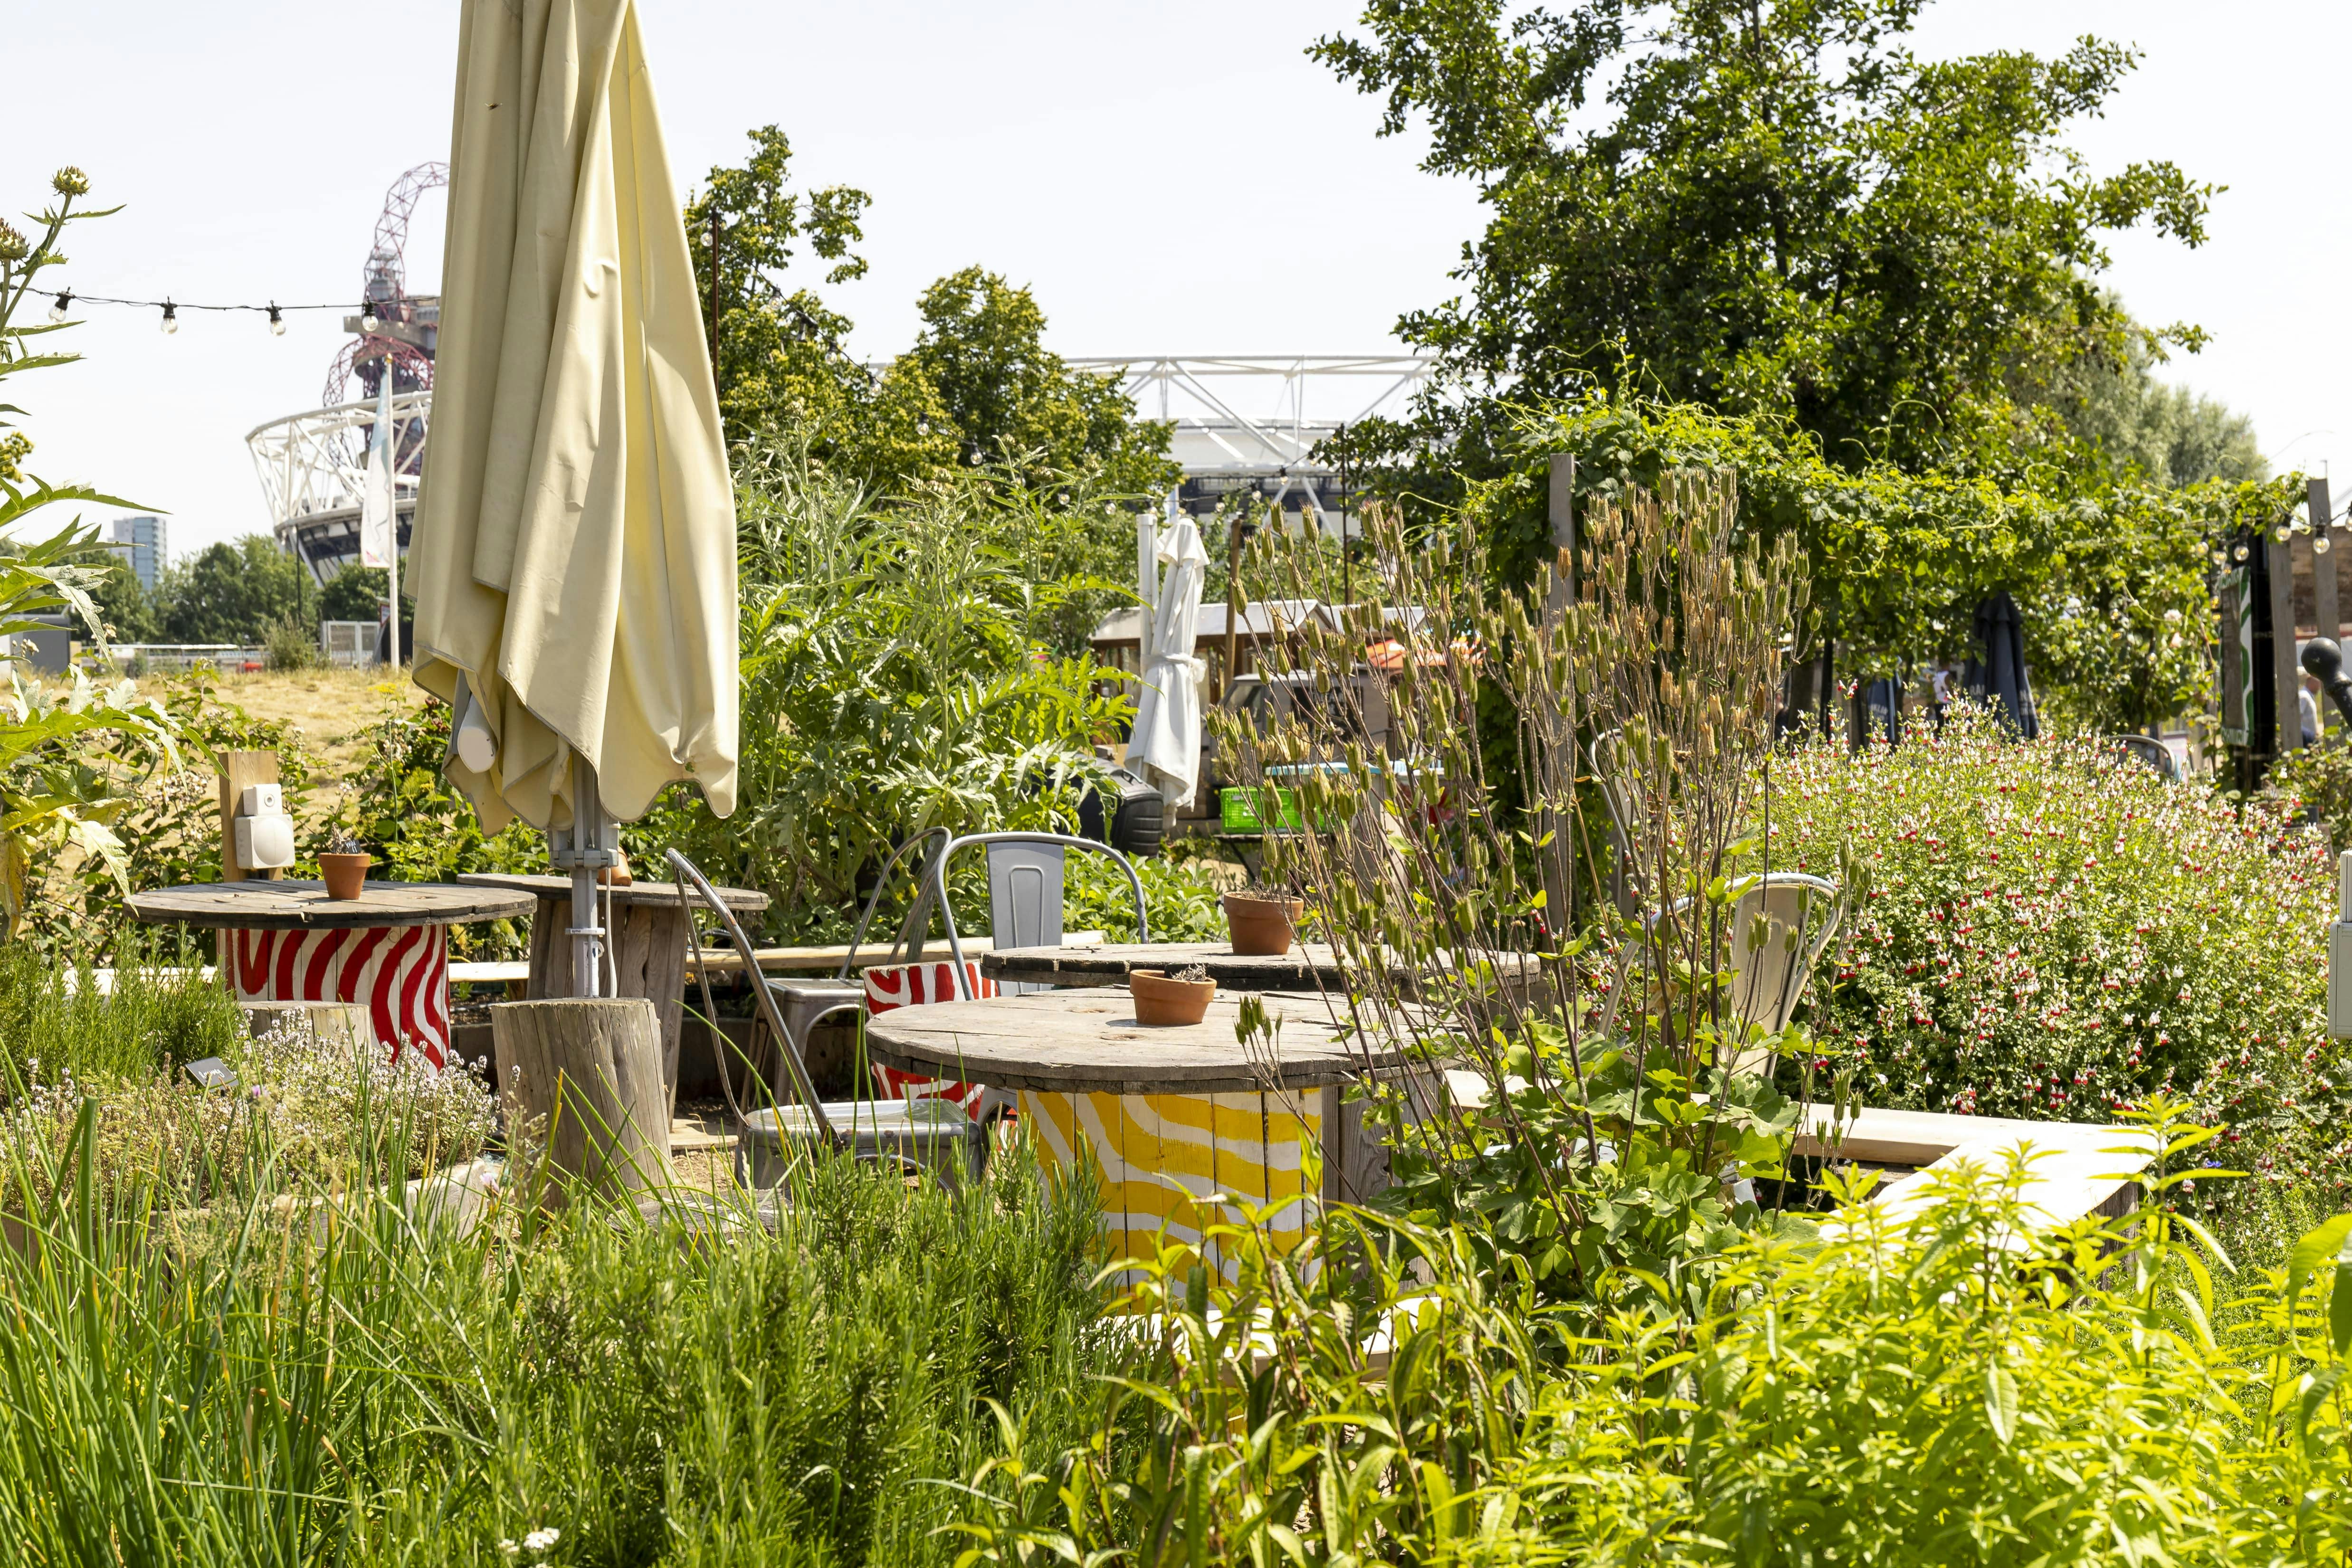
410 0 736 997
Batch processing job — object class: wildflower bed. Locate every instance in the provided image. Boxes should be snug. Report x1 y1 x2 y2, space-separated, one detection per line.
1769 714 2345 1215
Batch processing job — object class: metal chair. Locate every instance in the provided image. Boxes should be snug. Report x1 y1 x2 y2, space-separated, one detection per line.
918 831 1152 986
2108 733 2183 783
666 848 982 1191
1651 872 1842 1076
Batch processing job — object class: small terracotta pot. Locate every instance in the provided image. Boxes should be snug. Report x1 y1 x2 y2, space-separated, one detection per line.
1130 968 1216 1026
1223 893 1303 957
318 853 370 901
598 848 633 887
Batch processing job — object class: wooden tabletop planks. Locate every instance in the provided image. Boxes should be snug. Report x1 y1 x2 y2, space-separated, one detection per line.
130 880 537 931
457 872 770 911
862 987 1414 1095
985 941 1541 996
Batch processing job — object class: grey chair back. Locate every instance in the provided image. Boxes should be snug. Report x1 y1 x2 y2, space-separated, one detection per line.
987 840 1065 995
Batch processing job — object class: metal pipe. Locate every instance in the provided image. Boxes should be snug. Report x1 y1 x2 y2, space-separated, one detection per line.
565 753 608 997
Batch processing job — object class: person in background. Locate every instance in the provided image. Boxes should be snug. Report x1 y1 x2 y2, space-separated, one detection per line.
1929 662 1953 732
2302 672 2323 746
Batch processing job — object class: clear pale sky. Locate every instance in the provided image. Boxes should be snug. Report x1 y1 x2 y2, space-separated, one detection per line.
3 1 2342 559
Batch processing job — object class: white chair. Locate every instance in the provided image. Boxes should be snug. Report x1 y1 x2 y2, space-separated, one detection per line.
1656 872 1842 1075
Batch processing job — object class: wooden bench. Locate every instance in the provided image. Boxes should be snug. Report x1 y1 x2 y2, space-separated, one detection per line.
1798 1102 2154 1237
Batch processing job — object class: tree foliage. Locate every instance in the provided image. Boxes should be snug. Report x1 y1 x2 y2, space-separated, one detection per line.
686 129 1176 497
1427 388 2295 730
151 535 309 645
1314 0 2217 472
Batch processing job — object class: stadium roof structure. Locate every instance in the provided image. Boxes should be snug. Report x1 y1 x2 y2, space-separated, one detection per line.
1068 354 1430 526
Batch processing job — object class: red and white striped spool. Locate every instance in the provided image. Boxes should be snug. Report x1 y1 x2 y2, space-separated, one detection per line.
228 925 452 1066
863 960 992 1117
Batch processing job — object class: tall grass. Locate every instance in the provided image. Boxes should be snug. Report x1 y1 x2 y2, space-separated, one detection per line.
0 1099 1114 1566
0 934 245 1087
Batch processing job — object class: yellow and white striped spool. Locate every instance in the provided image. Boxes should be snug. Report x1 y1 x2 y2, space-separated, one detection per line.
1020 1086 1321 1280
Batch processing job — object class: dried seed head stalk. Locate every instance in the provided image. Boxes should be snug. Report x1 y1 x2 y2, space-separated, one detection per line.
1212 469 1805 1183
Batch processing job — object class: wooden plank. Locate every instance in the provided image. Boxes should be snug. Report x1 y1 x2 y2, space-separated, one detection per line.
1792 1102 2131 1167
525 893 567 1001
2272 533 2303 756
449 960 531 983
686 931 1107 976
457 871 769 912
2316 477 2340 646
1832 1124 2154 1245
640 905 690 1097
984 941 1542 997
130 880 535 930
217 751 281 884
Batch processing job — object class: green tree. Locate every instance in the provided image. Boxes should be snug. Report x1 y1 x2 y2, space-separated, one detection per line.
686 129 1177 497
685 125 888 449
2023 316 2267 487
152 536 306 644
891 267 1178 494
1314 0 2216 472
318 565 410 627
86 560 154 644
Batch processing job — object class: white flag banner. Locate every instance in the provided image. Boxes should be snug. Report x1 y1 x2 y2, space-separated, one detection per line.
358 380 396 569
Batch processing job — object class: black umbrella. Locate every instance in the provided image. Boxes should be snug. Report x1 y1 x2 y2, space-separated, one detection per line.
1962 589 2038 739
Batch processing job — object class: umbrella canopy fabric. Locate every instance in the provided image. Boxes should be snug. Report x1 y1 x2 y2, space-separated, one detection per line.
409 0 737 835
1964 589 2038 739
1125 513 1208 805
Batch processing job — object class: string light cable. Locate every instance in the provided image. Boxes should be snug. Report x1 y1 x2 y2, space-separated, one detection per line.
43 290 395 337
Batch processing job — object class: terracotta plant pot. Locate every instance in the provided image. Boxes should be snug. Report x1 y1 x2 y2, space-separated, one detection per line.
1129 969 1217 1026
1223 893 1303 957
598 847 633 887
318 853 370 901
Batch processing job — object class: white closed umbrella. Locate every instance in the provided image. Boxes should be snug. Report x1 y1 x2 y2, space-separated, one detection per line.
409 0 737 994
1125 501 1209 806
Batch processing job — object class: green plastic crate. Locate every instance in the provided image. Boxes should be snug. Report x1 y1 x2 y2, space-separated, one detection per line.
1219 786 1305 834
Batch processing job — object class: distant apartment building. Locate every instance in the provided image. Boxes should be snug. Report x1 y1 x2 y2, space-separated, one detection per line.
102 514 166 592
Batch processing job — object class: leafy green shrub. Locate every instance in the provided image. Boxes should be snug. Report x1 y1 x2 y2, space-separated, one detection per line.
263 613 323 672
0 937 243 1087
955 1103 2352 1567
337 696 544 960
1769 710 2342 1206
636 440 1135 941
2269 739 2352 851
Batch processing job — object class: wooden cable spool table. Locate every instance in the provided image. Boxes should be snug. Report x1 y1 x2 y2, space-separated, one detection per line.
983 940 1544 1000
863 987 1417 1273
456 872 769 1092
128 880 536 1067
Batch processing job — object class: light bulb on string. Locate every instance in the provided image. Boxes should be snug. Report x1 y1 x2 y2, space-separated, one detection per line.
2234 542 2250 562
2320 532 2335 555
2211 547 2228 566
159 301 177 336
359 301 379 333
2275 524 2294 544
47 291 69 323
267 304 285 336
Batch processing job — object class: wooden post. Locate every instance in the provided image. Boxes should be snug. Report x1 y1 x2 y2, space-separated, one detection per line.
1541 454 1577 931
2270 533 2302 756
217 751 281 884
2315 477 2339 648
1545 454 1576 621
494 998 676 1207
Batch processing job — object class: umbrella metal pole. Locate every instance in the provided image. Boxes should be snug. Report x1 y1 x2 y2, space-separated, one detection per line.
559 753 613 998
